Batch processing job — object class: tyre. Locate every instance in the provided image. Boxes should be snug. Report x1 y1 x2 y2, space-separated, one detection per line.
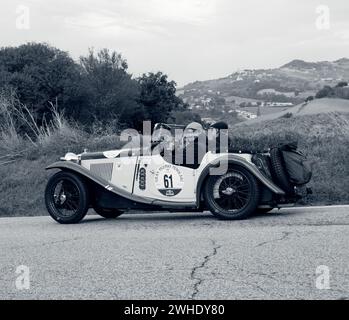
45 171 89 224
270 148 294 194
204 166 260 220
94 207 123 219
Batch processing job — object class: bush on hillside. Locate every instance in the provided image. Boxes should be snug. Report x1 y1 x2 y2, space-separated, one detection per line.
315 85 334 99
0 42 84 122
305 96 314 102
230 112 349 205
315 82 349 100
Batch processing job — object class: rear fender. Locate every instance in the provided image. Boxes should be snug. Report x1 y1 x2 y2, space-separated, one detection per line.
196 155 285 204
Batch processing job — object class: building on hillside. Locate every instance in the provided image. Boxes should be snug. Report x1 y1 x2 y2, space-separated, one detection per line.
262 102 294 107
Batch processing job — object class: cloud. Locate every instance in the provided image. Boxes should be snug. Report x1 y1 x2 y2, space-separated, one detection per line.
334 29 349 40
65 12 116 29
0 0 348 85
143 0 216 25
61 0 217 40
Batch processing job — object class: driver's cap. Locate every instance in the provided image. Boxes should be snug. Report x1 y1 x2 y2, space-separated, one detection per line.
186 122 203 132
210 121 228 130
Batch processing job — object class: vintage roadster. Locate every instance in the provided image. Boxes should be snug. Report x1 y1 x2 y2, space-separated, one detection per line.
45 122 312 223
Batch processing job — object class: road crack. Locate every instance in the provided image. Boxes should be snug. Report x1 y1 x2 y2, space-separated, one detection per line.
190 239 221 300
6 237 83 251
255 231 292 248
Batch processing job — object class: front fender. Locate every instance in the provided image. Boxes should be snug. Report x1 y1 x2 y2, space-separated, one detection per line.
46 161 157 205
46 161 113 189
196 155 285 204
46 161 197 208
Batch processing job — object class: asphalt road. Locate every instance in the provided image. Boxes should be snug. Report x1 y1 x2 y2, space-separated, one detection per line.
0 205 348 300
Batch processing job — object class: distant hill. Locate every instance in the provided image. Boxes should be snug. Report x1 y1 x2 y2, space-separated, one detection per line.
236 98 349 125
281 58 349 71
281 59 320 69
179 58 349 122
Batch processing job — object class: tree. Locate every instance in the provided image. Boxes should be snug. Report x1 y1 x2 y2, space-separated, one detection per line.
137 72 187 130
257 106 261 117
0 43 190 131
305 96 314 102
79 48 140 127
315 86 334 99
211 95 225 107
168 110 201 125
335 81 348 88
0 42 84 121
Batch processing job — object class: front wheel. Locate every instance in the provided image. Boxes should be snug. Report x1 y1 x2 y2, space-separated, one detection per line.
94 207 123 219
45 171 89 224
204 166 260 220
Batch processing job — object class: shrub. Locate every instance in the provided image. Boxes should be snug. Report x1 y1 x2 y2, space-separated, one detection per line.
335 81 348 88
315 85 334 99
280 112 293 119
230 112 349 205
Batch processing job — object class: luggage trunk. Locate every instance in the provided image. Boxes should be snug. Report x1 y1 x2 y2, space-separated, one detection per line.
279 143 312 186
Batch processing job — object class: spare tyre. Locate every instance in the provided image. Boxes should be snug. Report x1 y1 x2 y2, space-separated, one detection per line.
270 148 294 194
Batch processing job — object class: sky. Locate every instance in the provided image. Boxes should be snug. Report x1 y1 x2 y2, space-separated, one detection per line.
1 0 349 86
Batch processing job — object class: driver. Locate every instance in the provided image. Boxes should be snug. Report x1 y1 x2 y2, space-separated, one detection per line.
182 122 204 146
176 122 207 168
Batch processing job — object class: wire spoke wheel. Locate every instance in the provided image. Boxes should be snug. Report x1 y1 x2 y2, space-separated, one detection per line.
213 171 252 213
45 171 89 224
52 180 81 218
204 167 260 220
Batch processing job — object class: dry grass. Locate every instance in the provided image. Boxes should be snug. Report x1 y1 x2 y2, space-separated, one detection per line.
0 92 121 216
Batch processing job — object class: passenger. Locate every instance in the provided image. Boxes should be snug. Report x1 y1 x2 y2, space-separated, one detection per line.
209 121 229 153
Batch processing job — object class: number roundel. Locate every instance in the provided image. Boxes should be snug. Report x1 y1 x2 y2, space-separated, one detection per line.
154 165 184 197
163 174 173 189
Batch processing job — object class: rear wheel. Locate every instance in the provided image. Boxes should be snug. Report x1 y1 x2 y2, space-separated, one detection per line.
94 207 123 219
204 167 260 220
45 171 89 224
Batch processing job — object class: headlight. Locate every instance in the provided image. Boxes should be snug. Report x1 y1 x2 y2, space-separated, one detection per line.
60 152 79 161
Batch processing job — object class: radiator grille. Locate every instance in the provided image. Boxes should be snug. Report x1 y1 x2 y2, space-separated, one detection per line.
90 163 113 181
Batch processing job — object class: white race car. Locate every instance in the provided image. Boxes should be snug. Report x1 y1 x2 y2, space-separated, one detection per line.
45 122 310 224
